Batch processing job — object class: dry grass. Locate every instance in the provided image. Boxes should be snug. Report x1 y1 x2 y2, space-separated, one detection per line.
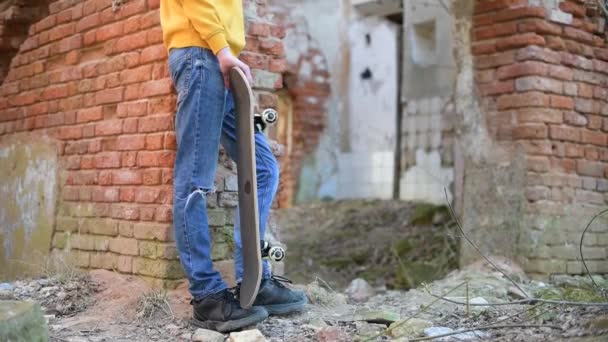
136 288 175 320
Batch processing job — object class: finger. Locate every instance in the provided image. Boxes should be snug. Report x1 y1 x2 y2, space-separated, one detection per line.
242 65 253 84
224 73 230 89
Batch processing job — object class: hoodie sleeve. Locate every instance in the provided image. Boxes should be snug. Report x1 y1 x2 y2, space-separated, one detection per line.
181 0 229 54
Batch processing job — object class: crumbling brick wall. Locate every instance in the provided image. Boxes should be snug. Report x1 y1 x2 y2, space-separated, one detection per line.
0 0 292 285
472 0 608 275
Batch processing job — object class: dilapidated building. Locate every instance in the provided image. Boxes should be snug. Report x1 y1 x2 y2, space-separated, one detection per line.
0 0 607 284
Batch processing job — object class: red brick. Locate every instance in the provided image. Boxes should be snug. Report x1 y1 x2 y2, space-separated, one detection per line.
516 108 563 124
496 61 547 80
526 155 551 172
121 151 137 167
36 15 57 33
559 1 585 18
479 80 514 95
59 126 82 140
112 170 142 185
49 23 75 41
164 132 176 150
92 187 119 202
594 60 608 75
95 152 121 168
515 76 562 94
95 119 123 136
76 13 100 32
472 42 497 55
578 83 593 98
95 87 124 105
496 33 545 51
155 206 172 222
96 21 124 42
114 31 148 52
574 98 599 114
496 91 549 110
594 48 608 62
517 19 561 35
141 10 161 29
145 134 164 150
474 22 517 40
135 188 160 203
270 25 286 39
547 65 573 81
240 52 269 70
588 115 602 130
560 52 593 70
476 51 516 69
474 0 528 14
123 118 138 133
516 45 561 64
139 79 173 97
582 130 607 146
119 65 152 85
115 0 147 18
148 0 160 9
259 38 284 56
550 95 574 109
120 188 136 202
142 169 161 185
138 115 172 133
123 16 141 34
564 111 588 126
563 27 594 45
148 97 176 114
76 106 103 123
117 100 148 117
549 125 580 142
577 160 606 177
147 27 163 44
42 84 69 100
512 123 548 139
141 45 167 64
247 22 271 36
116 135 146 150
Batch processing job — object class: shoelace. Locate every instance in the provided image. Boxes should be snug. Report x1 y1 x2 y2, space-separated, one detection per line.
269 275 292 288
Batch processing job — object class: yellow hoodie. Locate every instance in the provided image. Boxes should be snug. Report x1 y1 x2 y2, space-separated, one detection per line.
160 0 245 56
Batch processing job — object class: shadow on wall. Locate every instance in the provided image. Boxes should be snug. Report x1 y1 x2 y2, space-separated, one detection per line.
0 0 50 84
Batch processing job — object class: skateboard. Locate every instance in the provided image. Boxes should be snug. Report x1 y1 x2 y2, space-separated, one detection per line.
229 67 280 309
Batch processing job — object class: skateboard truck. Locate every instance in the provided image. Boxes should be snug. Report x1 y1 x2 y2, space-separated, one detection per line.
260 240 285 262
254 108 278 132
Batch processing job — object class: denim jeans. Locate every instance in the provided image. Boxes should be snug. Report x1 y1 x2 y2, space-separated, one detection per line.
169 47 277 300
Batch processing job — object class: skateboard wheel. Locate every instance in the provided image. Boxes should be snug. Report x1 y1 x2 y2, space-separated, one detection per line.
261 109 278 126
268 246 285 262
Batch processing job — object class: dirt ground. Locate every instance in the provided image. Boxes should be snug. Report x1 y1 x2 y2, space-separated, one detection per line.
3 200 608 341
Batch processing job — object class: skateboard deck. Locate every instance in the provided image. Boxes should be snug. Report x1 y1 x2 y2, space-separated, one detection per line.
229 67 262 309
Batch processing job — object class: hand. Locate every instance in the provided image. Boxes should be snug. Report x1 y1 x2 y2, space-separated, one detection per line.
217 47 253 88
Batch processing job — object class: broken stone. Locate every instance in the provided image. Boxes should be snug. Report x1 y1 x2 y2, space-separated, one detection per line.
389 318 433 338
507 286 527 299
315 326 350 342
180 332 193 340
468 297 490 314
338 309 400 325
355 321 386 337
191 328 224 342
0 283 13 290
305 281 347 306
345 278 375 302
424 326 490 341
228 329 266 342
307 317 328 330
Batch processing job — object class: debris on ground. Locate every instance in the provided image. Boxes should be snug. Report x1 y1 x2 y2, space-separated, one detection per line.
0 258 605 341
272 200 459 289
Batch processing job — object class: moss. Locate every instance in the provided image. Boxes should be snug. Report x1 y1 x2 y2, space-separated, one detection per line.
409 203 448 226
393 239 413 256
534 287 562 300
562 287 607 303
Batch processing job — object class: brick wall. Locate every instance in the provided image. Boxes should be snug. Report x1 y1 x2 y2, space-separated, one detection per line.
472 0 608 275
0 0 293 285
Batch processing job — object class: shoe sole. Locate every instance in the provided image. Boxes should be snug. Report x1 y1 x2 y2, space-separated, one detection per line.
263 297 308 315
190 308 269 333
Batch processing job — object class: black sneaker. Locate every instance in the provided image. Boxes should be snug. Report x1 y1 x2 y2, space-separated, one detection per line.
252 276 308 315
191 288 268 333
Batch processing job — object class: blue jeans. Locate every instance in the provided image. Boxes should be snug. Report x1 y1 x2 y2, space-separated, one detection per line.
169 47 277 300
